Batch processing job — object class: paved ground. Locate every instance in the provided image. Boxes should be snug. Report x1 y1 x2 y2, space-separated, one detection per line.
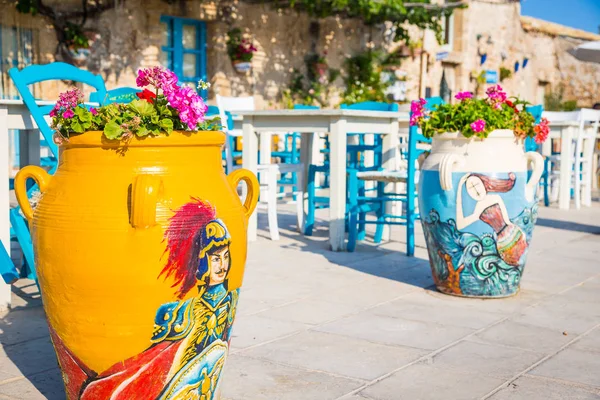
0 200 599 399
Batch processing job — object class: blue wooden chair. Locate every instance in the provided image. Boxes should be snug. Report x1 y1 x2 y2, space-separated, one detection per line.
9 62 107 162
8 62 107 284
304 101 398 238
346 97 442 254
89 86 140 104
0 242 20 285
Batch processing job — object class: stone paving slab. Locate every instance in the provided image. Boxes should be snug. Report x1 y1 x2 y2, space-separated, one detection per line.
488 376 600 400
0 202 599 399
361 362 507 400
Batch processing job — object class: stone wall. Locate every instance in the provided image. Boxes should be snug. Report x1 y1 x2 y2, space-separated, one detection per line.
1 0 599 107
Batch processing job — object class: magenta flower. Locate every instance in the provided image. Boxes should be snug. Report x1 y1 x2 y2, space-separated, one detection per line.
410 98 427 126
90 107 98 116
470 119 486 133
50 87 84 118
167 86 208 130
62 109 75 119
455 91 473 101
486 85 507 109
136 66 178 93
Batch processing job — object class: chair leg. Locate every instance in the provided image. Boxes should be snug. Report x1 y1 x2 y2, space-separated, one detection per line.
574 166 581 210
358 181 366 241
295 166 305 233
406 186 416 257
374 182 385 244
543 159 550 207
347 170 358 252
266 169 280 241
304 165 316 236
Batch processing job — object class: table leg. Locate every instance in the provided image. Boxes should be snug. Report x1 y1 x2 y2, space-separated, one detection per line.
558 126 574 210
381 119 399 242
0 107 13 309
242 117 259 241
329 117 348 251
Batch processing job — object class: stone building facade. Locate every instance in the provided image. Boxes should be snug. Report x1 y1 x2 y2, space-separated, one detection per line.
0 0 599 107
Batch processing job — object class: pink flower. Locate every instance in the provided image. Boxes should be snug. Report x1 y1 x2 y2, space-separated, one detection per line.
166 86 208 130
470 119 486 133
486 84 507 109
90 107 98 115
410 98 427 126
455 91 473 101
136 66 178 93
50 87 84 118
62 109 75 119
534 118 550 144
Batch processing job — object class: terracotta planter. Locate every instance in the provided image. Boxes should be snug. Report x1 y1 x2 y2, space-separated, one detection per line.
14 131 259 399
418 130 544 298
232 60 252 73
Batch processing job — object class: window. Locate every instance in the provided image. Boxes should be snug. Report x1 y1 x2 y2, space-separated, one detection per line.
440 14 454 51
161 16 207 96
0 24 35 99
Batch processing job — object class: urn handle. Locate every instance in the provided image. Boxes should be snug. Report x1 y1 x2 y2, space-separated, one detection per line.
227 168 259 219
131 174 163 229
439 154 466 191
525 151 544 202
14 166 51 222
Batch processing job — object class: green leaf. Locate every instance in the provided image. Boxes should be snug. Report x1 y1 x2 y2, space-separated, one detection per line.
128 100 157 117
135 126 150 137
104 121 123 140
151 115 160 124
159 119 173 133
74 106 92 122
71 120 84 133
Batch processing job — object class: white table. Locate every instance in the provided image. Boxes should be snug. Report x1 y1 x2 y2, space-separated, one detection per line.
239 109 408 251
0 99 51 309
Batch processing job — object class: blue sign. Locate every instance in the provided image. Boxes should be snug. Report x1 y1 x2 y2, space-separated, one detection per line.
485 70 498 84
436 52 449 61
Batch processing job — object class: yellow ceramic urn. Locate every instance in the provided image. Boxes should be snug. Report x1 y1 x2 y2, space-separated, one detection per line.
15 131 258 400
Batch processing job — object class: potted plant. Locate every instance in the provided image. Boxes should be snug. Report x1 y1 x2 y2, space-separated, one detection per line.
411 85 549 298
14 66 259 399
226 28 257 73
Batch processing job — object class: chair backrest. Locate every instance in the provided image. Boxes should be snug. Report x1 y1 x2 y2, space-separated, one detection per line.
525 104 544 152
340 101 399 168
340 101 399 112
9 62 107 158
543 110 580 122
215 95 255 136
89 86 140 105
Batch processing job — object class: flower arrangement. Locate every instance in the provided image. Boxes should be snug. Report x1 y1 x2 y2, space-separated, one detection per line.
411 85 549 143
50 67 220 142
226 28 257 64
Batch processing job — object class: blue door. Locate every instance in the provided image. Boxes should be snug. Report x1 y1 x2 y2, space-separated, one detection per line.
161 16 208 97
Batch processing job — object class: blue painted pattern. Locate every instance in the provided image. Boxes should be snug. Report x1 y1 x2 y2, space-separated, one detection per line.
419 170 538 297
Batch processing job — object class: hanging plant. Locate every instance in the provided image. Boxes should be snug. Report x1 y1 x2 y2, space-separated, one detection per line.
226 28 257 73
499 66 512 82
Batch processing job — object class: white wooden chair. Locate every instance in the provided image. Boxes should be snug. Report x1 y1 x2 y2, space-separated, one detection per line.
575 109 600 208
257 163 304 241
216 95 255 172
544 110 599 209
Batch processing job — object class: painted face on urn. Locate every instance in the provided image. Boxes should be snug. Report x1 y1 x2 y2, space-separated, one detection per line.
207 246 230 286
465 176 487 201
